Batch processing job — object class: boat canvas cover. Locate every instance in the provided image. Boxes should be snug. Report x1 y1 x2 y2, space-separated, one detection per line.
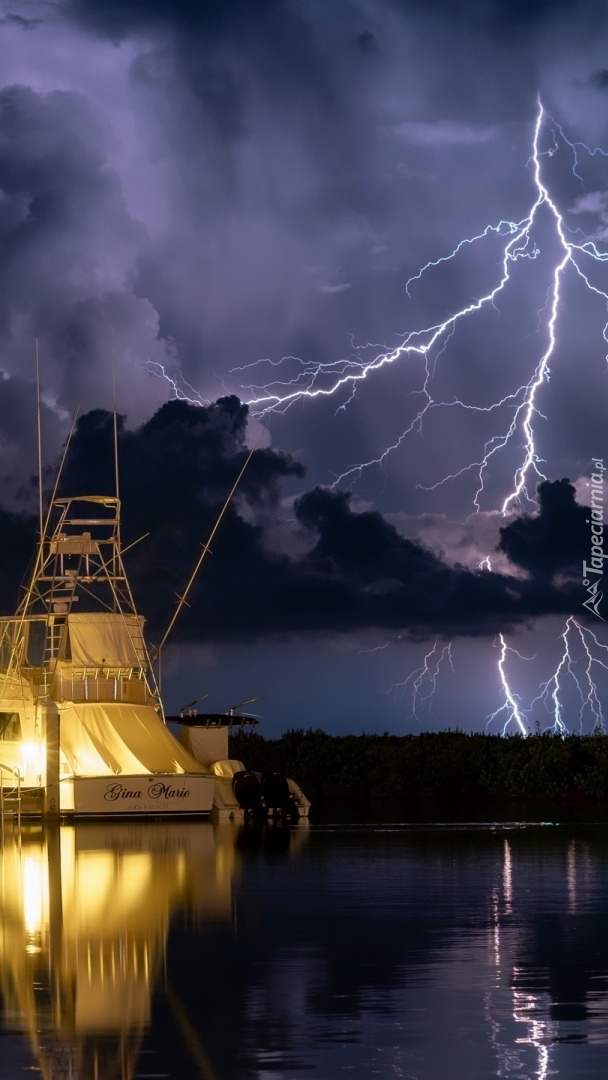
60 702 208 777
67 614 147 667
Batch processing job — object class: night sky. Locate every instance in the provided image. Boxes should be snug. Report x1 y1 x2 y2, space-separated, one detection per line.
0 0 607 734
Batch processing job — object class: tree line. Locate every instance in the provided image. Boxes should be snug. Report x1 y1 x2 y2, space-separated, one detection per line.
229 729 608 805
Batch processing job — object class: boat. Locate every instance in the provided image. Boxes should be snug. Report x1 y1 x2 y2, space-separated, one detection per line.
0 494 215 816
176 707 311 824
0 408 311 821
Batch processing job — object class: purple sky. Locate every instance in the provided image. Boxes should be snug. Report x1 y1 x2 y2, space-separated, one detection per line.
0 0 607 734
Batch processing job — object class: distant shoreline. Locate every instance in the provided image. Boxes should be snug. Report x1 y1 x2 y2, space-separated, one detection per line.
229 729 608 812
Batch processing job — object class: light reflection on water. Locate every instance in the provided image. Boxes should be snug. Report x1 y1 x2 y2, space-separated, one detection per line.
2 822 608 1078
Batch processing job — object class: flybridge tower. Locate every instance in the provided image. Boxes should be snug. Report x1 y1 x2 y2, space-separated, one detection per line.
21 494 139 617
9 493 161 710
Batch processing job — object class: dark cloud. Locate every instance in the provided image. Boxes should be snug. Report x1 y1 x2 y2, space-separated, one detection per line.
355 31 377 54
290 485 583 639
498 479 587 582
0 13 41 29
64 0 591 36
0 505 36 611
296 487 438 581
387 0 606 48
56 397 306 637
65 0 281 37
0 373 62 509
0 399 590 645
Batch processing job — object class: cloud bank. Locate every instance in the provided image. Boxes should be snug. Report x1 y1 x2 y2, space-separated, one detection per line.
0 398 592 644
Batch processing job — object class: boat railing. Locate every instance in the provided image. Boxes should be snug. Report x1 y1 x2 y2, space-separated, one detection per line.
0 766 21 825
56 665 155 705
6 665 157 706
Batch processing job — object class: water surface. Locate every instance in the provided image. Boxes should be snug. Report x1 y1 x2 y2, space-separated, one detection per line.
2 819 608 1078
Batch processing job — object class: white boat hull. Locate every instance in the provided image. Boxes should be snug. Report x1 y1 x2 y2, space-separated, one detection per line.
71 773 215 816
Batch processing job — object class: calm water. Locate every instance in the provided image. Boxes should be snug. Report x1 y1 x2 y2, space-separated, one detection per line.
2 819 608 1079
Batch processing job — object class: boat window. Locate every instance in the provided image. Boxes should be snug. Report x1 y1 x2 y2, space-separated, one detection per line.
0 638 10 671
0 712 22 740
27 622 46 666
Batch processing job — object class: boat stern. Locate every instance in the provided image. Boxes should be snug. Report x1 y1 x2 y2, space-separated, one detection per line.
71 773 215 816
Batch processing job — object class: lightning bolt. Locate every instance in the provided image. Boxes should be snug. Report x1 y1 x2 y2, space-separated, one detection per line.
144 360 210 406
487 617 608 737
486 634 534 736
530 617 608 734
387 640 454 722
148 100 608 519
225 98 608 515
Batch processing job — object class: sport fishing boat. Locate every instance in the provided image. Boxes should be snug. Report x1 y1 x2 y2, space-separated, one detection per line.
0 494 215 816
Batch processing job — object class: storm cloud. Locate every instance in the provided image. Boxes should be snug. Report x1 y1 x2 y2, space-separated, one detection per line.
0 398 593 644
498 478 588 581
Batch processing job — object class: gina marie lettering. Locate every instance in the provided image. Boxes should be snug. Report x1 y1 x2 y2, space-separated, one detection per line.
147 781 191 799
104 783 142 801
104 781 191 802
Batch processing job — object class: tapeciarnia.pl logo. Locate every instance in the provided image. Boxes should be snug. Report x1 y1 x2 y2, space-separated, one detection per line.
582 458 606 620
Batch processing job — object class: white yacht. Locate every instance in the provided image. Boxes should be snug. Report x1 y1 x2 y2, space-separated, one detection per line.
0 494 215 816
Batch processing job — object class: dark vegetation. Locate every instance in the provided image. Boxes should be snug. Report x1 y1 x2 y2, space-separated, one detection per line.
229 729 608 805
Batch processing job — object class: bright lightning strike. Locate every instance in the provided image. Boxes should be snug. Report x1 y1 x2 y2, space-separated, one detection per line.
225 99 608 515
147 101 608 519
486 618 608 737
486 634 533 736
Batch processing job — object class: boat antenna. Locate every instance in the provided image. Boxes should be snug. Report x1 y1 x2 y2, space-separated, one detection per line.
153 427 265 661
35 338 43 540
228 695 264 716
44 408 80 529
112 348 120 504
179 692 209 716
17 405 80 615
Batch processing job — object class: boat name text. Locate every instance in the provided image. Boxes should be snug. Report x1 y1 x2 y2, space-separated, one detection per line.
104 781 192 802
